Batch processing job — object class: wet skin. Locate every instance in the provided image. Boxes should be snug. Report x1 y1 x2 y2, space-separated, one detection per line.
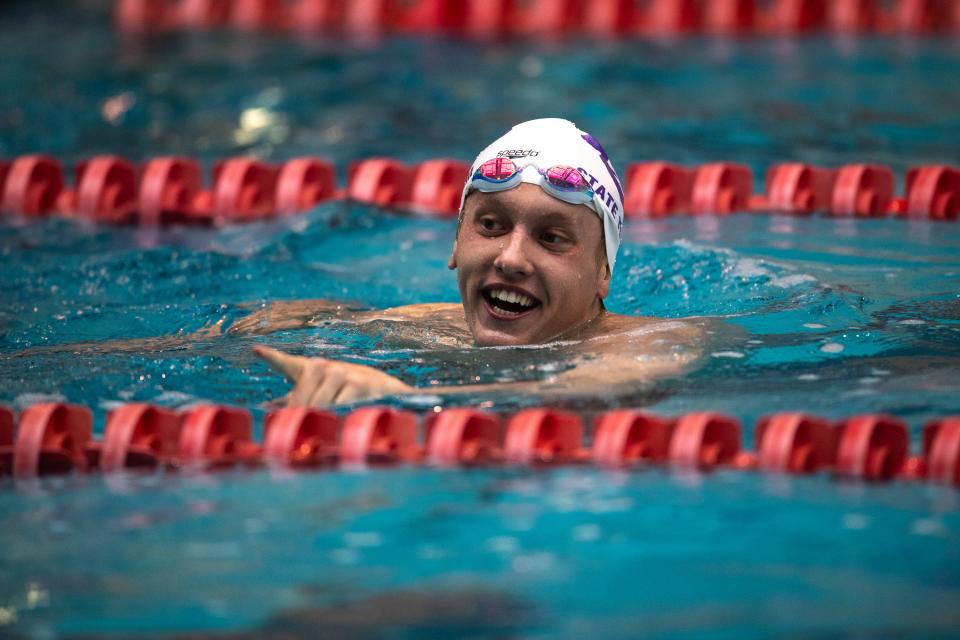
251 186 711 407
450 184 611 346
16 187 712 406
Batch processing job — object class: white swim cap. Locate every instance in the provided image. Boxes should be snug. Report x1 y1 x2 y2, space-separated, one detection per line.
460 118 624 272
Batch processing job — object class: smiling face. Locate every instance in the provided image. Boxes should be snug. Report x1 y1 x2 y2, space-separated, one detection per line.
448 183 611 347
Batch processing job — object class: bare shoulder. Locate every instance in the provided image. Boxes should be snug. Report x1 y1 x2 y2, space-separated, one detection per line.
560 313 729 389
583 312 709 348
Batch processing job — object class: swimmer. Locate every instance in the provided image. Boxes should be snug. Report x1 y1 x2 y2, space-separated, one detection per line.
248 118 715 407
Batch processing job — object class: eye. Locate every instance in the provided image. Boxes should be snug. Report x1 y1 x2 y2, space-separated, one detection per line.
540 230 571 247
477 216 505 234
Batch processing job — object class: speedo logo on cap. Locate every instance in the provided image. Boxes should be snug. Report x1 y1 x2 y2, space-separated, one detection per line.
497 149 539 158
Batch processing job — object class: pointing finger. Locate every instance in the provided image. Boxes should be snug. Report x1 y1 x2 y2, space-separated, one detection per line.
254 345 311 380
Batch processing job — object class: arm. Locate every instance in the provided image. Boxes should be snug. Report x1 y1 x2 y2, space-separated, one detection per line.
224 299 366 336
254 320 706 407
11 298 369 358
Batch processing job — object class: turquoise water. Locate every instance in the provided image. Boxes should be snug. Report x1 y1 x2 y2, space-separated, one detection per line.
1 2 960 638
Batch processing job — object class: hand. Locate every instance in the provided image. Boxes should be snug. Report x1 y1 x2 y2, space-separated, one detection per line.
254 345 413 408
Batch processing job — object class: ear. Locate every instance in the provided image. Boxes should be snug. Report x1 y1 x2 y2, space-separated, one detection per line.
597 261 611 299
447 239 458 270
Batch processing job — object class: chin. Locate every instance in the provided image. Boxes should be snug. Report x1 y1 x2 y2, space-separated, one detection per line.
471 327 536 347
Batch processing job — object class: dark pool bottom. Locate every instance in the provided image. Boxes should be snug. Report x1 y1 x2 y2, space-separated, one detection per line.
0 465 957 639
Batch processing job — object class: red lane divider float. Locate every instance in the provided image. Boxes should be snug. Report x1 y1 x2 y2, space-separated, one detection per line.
96 403 181 471
623 161 960 219
2 155 958 223
115 0 960 37
0 155 469 224
923 417 960 486
1 403 958 488
425 408 501 465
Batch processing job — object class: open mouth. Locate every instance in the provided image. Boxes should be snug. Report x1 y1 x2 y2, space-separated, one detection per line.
481 286 541 318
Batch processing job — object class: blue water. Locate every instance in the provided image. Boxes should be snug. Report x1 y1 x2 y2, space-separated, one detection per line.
1 2 960 638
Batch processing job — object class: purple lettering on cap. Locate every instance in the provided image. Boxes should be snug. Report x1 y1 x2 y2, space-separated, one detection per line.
581 133 624 203
578 167 599 188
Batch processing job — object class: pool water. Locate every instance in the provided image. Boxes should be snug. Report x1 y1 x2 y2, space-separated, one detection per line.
1 1 959 638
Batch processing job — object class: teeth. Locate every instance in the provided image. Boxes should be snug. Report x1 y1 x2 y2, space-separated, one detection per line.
489 289 534 308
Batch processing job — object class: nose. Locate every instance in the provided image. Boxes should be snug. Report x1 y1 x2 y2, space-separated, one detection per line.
493 228 534 278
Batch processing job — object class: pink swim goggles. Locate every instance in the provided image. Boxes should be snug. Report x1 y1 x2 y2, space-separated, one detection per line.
468 157 597 210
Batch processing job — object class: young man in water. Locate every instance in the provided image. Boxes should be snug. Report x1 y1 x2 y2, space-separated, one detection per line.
253 118 707 407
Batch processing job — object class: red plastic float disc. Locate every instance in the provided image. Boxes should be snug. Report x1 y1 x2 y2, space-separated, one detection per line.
115 0 170 33
275 157 337 216
892 0 952 33
175 0 231 29
395 0 468 33
690 163 753 215
263 407 339 467
764 0 828 33
340 407 419 464
178 405 258 467
464 0 517 37
503 408 583 465
765 163 835 214
288 0 345 32
343 0 400 33
229 0 288 30
346 158 413 208
100 403 181 472
211 158 277 223
409 159 469 217
592 410 673 467
425 409 501 466
513 0 585 35
830 164 894 217
668 412 741 469
1 155 64 217
703 0 757 34
754 412 835 474
642 0 701 35
623 162 693 218
73 156 138 224
138 157 203 225
828 0 880 32
923 417 960 486
582 0 636 37
13 403 92 477
834 414 908 481
903 165 960 220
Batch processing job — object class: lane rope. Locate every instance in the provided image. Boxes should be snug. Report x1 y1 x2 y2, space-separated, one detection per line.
1 402 958 487
1 155 957 223
114 0 960 38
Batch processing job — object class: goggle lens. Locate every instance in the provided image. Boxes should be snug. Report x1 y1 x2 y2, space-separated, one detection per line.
477 157 518 181
544 165 589 192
